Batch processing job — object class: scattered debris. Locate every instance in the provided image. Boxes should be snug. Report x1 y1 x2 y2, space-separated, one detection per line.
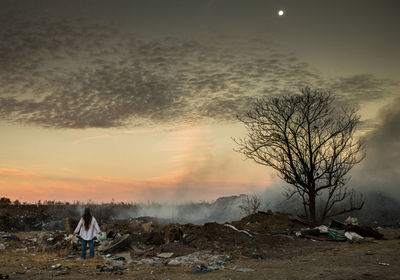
345 216 359 226
0 206 394 279
250 253 263 259
344 225 384 240
314 225 329 233
98 234 132 253
192 266 212 274
224 224 253 238
96 265 126 272
345 231 364 242
157 252 174 258
327 230 347 241
2 235 20 241
15 247 28 252
51 264 62 269
378 262 390 266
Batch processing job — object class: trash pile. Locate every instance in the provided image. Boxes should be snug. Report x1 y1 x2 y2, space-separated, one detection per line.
294 217 384 242
0 210 387 275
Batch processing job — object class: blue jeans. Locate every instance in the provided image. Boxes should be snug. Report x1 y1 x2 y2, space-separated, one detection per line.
81 239 94 259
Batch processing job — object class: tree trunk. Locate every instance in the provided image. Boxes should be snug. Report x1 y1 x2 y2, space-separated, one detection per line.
309 192 316 225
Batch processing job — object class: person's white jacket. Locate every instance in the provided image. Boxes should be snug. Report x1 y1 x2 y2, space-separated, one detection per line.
73 217 101 241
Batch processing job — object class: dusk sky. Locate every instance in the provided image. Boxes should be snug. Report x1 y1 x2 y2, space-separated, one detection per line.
0 0 399 203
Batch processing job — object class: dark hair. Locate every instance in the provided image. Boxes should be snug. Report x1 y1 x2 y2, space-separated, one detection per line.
82 207 93 230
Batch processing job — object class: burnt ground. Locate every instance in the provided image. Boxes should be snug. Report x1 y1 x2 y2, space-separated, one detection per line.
0 205 399 279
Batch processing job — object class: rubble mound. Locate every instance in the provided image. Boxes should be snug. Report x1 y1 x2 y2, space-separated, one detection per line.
232 211 305 233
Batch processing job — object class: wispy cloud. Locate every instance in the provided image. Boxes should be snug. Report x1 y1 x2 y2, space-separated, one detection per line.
0 168 44 179
73 128 161 144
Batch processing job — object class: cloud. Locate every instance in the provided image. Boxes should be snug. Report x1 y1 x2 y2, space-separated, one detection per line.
0 168 44 179
0 13 398 129
326 74 399 103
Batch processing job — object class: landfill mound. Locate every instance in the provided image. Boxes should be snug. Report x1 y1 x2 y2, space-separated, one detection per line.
1 205 393 279
95 211 311 259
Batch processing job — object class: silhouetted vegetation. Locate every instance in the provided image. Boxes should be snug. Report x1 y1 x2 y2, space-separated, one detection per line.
235 87 365 223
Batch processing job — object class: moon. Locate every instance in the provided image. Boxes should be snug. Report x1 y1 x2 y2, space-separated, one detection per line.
278 10 284 16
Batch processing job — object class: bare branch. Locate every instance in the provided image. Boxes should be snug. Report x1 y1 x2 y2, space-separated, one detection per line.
235 87 366 223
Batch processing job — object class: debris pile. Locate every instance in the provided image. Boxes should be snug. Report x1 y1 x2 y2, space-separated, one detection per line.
0 208 389 277
294 216 384 242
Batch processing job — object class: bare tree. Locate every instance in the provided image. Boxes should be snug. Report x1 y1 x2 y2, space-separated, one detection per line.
239 194 262 216
235 87 365 223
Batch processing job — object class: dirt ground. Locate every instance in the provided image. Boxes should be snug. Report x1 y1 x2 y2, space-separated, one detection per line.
1 228 399 280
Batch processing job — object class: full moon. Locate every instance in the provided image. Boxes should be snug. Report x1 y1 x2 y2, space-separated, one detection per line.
278 10 284 16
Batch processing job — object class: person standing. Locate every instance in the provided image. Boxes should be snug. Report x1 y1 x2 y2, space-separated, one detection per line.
73 207 101 259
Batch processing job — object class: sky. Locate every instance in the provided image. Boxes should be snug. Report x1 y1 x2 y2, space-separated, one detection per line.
0 0 399 203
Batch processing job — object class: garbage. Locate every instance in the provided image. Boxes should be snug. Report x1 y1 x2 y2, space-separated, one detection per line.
250 253 263 259
112 256 126 261
15 247 28 252
130 245 145 255
378 262 390 266
224 255 233 262
224 224 253 238
96 265 127 272
98 233 132 253
2 235 20 241
344 216 359 225
183 236 196 244
192 266 212 274
51 264 62 269
314 225 329 233
344 231 364 242
344 225 384 240
157 252 174 258
0 243 5 250
167 259 182 266
327 230 347 241
98 231 107 241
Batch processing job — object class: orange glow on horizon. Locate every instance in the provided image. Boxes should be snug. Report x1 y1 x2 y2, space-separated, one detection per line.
0 167 273 203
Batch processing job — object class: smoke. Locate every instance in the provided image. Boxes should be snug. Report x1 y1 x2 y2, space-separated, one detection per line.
106 195 247 224
352 96 400 200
